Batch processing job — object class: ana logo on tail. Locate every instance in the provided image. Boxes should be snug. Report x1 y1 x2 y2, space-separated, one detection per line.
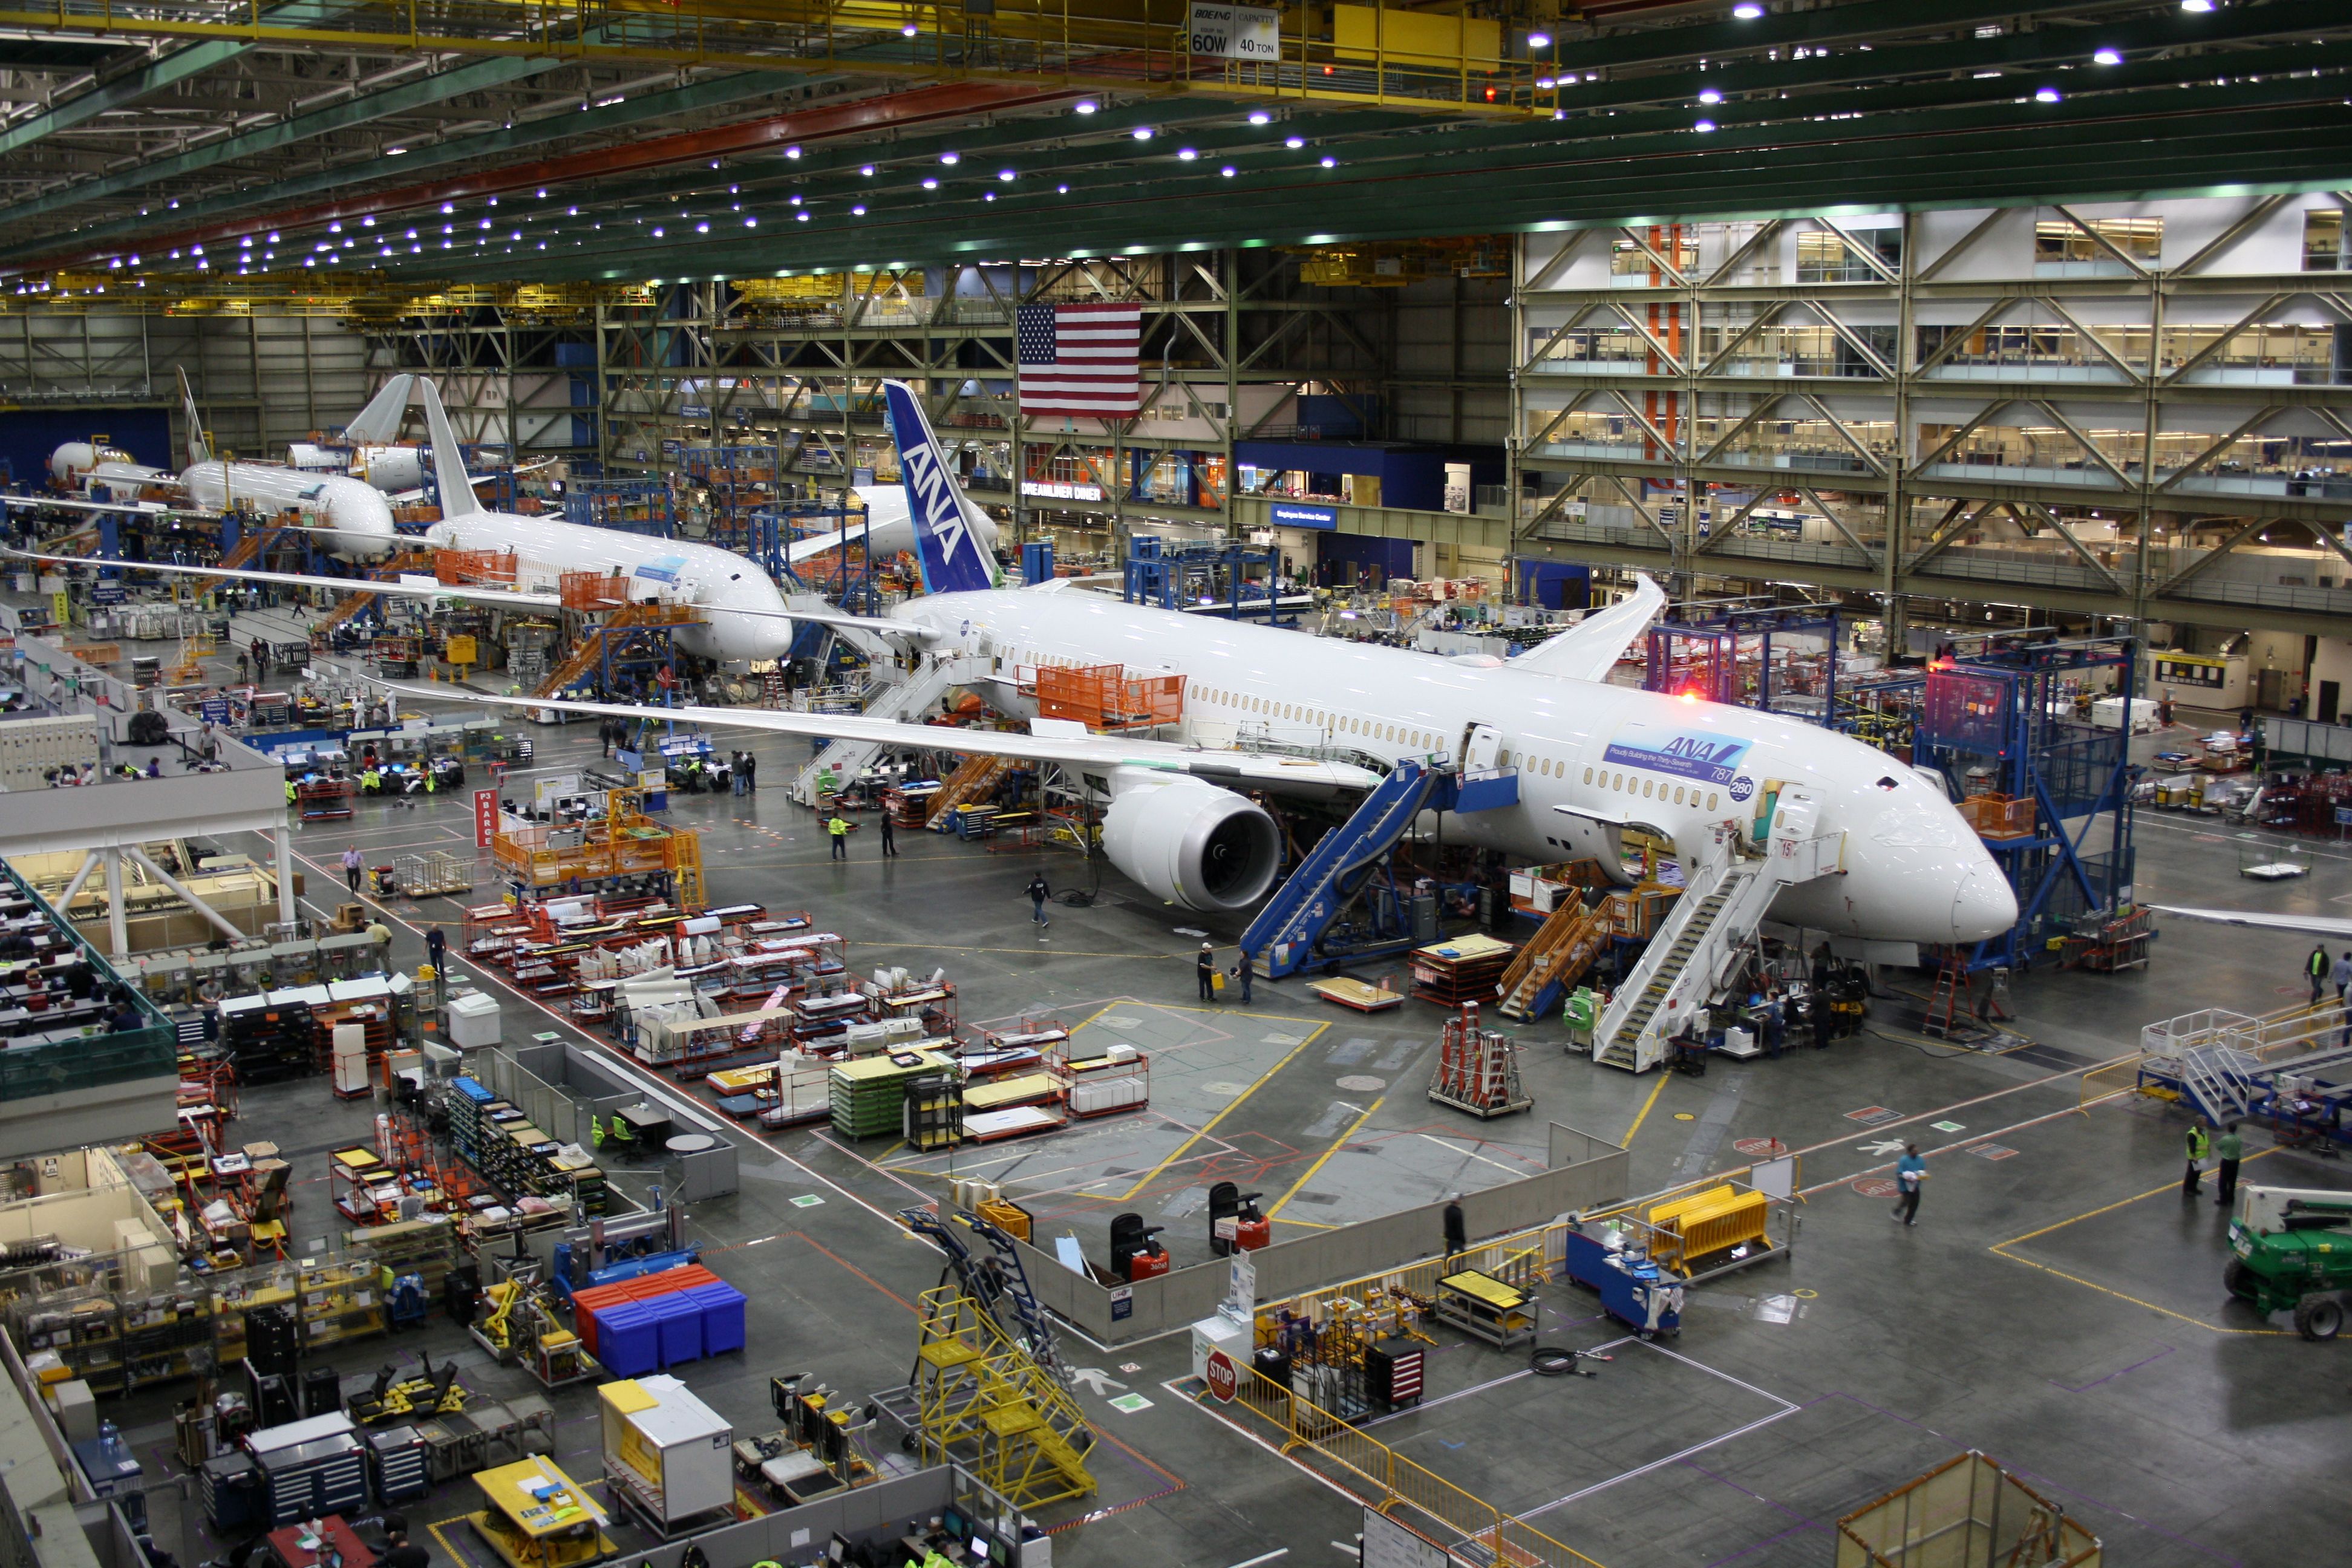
882 380 993 595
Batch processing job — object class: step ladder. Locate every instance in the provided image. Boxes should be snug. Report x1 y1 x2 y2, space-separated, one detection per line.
2177 1042 2257 1124
789 655 976 805
1425 1001 1532 1117
927 754 1013 825
1243 757 1472 979
899 1206 1071 1382
534 601 699 698
1594 788 1846 1073
898 1288 1094 1511
1495 898 1612 1020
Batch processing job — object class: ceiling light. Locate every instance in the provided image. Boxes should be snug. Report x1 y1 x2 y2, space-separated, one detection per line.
567 206 578 215
1699 88 1723 104
941 151 960 165
1247 111 1271 125
387 146 406 155
789 194 803 205
537 188 547 198
2180 0 2212 11
441 202 454 213
488 197 497 206
1132 125 1154 140
1177 147 1198 161
2094 47 2122 64
1285 135 1305 149
745 217 757 227
2034 86 2061 102
785 146 803 160
653 226 665 237
1319 155 1336 167
998 168 1016 181
697 222 710 233
923 177 939 189
1057 184 1070 194
1221 165 1236 177
240 236 252 247
901 20 918 35
328 221 341 233
860 165 875 176
1696 117 1718 131
983 192 996 201
1537 76 1556 89
362 215 374 226
1074 100 1098 114
1733 2 1763 16
853 204 867 215
797 212 809 221
1527 31 1550 48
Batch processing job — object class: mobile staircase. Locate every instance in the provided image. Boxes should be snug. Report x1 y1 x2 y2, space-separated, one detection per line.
1244 757 1517 979
927 754 1014 825
1495 897 1615 1021
1594 786 1846 1073
534 601 701 699
896 1206 1070 1380
2138 1004 2352 1136
789 654 978 805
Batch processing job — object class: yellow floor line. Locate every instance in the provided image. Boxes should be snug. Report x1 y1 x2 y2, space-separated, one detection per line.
1269 1096 1385 1219
1986 1148 2286 1336
1112 1019 1331 1202
1622 1074 1670 1144
1272 1215 1336 1229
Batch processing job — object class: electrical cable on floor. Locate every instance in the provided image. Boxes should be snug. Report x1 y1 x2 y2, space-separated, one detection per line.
1864 1026 1981 1060
1529 1345 1601 1377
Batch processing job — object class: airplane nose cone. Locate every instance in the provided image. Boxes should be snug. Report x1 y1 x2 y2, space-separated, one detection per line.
1952 866 2018 942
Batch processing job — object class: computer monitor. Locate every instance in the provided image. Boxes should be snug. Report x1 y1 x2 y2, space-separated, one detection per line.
970 1541 993 1565
941 1508 968 1538
826 1533 850 1566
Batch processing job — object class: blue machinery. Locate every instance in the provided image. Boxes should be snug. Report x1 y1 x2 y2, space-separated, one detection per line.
548 1204 697 1305
1908 636 2138 973
1122 535 1294 623
1644 603 1843 724
1243 757 1520 979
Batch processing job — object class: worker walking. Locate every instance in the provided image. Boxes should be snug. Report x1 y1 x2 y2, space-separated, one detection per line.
1442 1194 1466 1265
1196 941 1218 1002
2308 943 2329 1004
1893 1144 1926 1226
426 925 446 973
2182 1122 2211 1198
2332 949 2352 1007
2214 1122 2244 1207
827 812 850 860
342 845 363 893
879 809 898 857
1026 874 1050 929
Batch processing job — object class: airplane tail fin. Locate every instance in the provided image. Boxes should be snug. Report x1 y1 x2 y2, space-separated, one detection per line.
177 368 211 468
417 377 483 518
882 379 996 594
343 374 414 445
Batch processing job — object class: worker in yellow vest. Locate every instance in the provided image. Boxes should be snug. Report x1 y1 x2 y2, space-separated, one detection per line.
827 813 851 860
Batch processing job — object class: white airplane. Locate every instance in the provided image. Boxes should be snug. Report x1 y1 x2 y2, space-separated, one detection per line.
47 440 168 494
388 379 2018 940
286 373 427 492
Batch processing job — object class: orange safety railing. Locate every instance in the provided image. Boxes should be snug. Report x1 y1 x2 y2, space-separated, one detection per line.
434 548 517 586
1033 663 1184 730
559 570 630 611
490 810 696 890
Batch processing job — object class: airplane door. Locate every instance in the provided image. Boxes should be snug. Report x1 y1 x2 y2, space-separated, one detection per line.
1462 723 1503 772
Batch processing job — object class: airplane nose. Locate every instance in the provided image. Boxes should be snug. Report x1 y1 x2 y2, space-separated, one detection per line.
1952 866 2018 942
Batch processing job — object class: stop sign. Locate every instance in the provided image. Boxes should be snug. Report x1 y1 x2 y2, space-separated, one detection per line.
1204 1348 1238 1402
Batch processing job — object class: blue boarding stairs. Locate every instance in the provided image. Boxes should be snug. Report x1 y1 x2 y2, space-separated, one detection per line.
1243 756 1517 979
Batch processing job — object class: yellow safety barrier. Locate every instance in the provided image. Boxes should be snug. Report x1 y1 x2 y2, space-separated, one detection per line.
1217 1366 1610 1568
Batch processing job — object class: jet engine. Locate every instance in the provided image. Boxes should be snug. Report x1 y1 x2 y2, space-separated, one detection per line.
1100 775 1282 912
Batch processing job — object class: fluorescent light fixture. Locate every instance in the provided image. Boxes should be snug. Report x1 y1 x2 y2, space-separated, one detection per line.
2094 47 2122 64
1527 31 1549 48
536 188 547 197
1734 2 1763 16
387 146 406 155
1247 110 1271 125
797 212 809 221
1177 147 1198 160
1694 118 1717 131
1319 155 1336 167
852 204 867 215
1074 100 1098 114
2034 86 2061 102
998 168 1016 181
1285 135 1305 148
745 217 758 227
1699 88 1722 104
922 177 939 189
901 20 917 34
1132 125 1154 139
785 146 803 159
1057 184 1070 193
940 151 960 165
2180 0 2212 11
1221 166 1236 177
1537 76 1556 89
860 165 875 176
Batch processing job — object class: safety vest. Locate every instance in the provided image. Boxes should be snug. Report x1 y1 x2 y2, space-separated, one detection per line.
364 769 380 789
284 780 296 802
2312 949 2329 978
2186 1125 2210 1161
828 817 848 837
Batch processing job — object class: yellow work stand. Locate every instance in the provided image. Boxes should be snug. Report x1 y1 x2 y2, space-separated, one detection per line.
467 1459 615 1568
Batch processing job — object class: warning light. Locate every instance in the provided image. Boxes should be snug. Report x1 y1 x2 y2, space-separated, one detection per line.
1679 690 1699 704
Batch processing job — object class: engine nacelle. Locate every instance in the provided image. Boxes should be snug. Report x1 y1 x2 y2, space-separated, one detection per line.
1100 774 1282 912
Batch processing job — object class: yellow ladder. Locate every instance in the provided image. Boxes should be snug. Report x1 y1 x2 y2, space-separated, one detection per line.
927 754 1011 823
667 826 705 908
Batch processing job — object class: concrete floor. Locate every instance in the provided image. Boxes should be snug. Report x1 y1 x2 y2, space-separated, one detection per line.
78 611 2352 1567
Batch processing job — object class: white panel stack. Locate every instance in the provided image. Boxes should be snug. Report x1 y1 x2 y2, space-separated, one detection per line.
332 1023 370 1096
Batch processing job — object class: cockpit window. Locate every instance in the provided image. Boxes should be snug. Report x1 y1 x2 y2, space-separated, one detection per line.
1876 776 1900 791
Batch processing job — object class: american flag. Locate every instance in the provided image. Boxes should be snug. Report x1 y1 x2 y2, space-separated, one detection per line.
1017 302 1143 417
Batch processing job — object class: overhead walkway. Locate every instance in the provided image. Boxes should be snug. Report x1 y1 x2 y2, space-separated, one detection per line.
1594 791 1846 1073
1244 757 1517 979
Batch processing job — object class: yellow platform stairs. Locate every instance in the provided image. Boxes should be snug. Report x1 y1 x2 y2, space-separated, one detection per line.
534 602 699 699
909 1288 1094 1509
926 754 1012 824
1494 897 1613 1021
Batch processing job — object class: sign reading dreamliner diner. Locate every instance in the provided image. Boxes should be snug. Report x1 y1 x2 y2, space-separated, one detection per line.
1603 722 1754 786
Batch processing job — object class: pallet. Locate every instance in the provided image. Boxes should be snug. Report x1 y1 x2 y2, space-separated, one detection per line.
1307 977 1406 1011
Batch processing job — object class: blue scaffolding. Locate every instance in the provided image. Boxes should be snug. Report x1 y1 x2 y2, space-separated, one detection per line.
1643 603 1843 724
1121 535 1292 622
1910 635 2140 973
564 479 676 537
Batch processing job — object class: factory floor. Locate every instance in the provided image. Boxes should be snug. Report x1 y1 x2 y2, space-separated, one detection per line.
88 619 2352 1567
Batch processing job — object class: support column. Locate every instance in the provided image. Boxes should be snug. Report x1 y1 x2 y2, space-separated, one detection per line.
124 846 244 944
102 849 128 959
56 850 100 912
274 826 296 929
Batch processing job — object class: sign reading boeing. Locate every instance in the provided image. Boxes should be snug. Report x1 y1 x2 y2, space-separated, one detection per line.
1603 722 1754 787
1269 503 1337 529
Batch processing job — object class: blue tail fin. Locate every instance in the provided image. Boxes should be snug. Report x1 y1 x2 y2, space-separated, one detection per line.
883 379 995 594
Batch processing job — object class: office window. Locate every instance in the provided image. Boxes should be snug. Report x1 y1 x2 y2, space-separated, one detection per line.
2305 209 2346 272
2034 215 2161 269
1797 226 1901 283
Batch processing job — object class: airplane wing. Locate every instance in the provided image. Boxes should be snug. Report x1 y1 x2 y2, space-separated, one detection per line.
4 492 208 519
392 685 1379 798
1508 574 1666 682
4 547 930 641
2149 905 2343 938
4 549 561 611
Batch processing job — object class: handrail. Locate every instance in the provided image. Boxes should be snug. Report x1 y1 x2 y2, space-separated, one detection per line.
1214 1364 1611 1568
